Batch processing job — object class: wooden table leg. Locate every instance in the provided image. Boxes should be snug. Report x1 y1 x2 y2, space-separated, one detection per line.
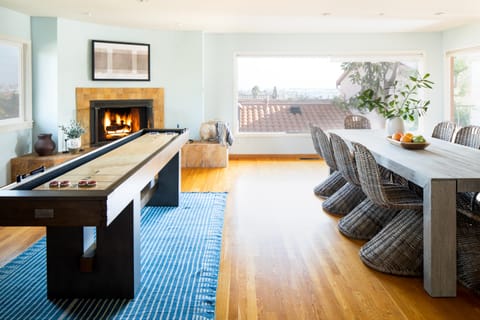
148 152 180 206
46 195 141 299
423 179 457 297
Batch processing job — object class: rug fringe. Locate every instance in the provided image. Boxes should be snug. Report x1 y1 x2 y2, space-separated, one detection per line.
194 192 227 319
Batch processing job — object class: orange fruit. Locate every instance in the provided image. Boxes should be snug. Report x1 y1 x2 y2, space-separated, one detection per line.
392 132 403 141
404 132 414 138
400 135 413 143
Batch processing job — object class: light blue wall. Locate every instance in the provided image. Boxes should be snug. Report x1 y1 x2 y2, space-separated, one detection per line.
443 23 480 52
0 7 30 39
0 7 31 185
54 19 204 141
204 33 444 154
31 17 59 140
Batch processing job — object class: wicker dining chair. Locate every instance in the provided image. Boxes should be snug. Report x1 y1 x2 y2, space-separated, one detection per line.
320 134 367 216
310 124 322 157
456 193 480 295
353 142 424 276
344 115 371 129
454 125 480 149
330 133 398 240
431 121 457 142
454 125 480 211
310 126 346 198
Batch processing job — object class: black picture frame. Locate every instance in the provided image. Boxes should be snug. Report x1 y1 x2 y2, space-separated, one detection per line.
92 40 150 81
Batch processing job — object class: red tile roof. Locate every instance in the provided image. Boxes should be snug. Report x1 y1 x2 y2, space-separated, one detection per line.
238 100 350 133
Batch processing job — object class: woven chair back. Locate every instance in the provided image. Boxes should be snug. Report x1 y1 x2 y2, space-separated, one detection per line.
352 142 392 208
312 126 337 170
329 133 361 186
309 124 322 156
432 121 457 142
454 125 480 149
344 115 371 129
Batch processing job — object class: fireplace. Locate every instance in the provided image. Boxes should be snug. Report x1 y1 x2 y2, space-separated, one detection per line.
90 99 153 145
76 87 164 147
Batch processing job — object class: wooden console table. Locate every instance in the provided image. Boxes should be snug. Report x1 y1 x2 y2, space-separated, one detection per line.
10 150 91 183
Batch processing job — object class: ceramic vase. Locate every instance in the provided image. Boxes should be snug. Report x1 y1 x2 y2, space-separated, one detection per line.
34 133 56 156
385 117 405 136
67 137 82 153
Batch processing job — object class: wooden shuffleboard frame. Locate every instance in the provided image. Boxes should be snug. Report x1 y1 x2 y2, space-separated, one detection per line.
0 128 189 299
0 128 188 227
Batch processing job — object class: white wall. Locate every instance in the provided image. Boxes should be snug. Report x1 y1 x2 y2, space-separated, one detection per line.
204 33 444 154
0 7 32 185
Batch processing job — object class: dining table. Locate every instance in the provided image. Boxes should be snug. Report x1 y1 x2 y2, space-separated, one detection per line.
330 129 480 297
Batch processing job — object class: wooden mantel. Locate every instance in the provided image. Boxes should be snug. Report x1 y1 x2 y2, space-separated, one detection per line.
76 88 165 146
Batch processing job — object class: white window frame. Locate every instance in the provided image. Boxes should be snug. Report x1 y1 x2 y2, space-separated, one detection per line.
233 51 426 137
446 46 480 125
0 36 32 132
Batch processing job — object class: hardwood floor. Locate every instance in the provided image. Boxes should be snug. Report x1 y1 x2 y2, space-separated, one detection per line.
1 157 480 319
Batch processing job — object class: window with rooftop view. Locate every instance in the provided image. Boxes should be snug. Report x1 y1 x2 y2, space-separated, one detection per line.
448 50 480 127
236 55 423 134
0 38 31 130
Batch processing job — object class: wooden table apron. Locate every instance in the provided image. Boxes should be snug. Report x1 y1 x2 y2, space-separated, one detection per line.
330 129 480 297
0 128 189 299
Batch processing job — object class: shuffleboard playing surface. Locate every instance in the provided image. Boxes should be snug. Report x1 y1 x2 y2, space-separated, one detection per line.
35 132 178 191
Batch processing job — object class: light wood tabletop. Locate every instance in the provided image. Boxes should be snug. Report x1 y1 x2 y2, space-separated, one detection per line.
34 132 177 191
331 129 480 297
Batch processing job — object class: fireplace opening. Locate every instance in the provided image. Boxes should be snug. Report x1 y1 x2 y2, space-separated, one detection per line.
90 99 153 145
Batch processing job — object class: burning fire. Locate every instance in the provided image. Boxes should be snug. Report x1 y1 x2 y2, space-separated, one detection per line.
103 110 132 138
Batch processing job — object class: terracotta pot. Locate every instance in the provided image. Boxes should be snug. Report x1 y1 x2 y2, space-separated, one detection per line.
34 133 56 156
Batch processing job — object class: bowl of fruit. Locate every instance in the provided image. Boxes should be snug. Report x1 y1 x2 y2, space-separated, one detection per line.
387 132 430 150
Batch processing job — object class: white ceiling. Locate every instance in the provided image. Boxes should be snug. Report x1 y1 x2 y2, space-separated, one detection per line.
1 0 480 33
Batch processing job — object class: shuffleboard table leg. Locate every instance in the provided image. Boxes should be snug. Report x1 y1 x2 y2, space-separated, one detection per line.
148 152 181 206
46 194 141 299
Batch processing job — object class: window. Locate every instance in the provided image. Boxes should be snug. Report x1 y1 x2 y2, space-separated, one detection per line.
448 49 480 126
0 37 32 131
235 54 424 134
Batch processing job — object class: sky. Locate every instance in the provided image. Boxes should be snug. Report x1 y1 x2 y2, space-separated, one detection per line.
0 43 19 89
237 56 342 91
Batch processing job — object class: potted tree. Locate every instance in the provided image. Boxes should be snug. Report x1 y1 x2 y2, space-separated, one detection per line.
59 120 86 153
356 73 434 135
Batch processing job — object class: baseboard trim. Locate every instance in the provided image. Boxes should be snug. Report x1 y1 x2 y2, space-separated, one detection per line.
229 154 321 160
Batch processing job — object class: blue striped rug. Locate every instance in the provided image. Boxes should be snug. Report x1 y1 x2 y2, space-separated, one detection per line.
0 192 227 320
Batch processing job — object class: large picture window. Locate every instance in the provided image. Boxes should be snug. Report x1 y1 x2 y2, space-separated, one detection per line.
235 54 424 134
448 48 480 126
0 37 31 131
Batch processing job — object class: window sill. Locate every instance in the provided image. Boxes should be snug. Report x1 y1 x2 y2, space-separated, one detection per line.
0 121 33 133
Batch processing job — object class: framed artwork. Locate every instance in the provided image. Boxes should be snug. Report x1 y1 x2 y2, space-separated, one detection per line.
92 40 150 81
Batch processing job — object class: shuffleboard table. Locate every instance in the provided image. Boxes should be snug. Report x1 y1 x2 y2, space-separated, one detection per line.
0 128 189 299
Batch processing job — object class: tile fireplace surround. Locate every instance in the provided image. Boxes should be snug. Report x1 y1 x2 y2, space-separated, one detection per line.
75 87 164 147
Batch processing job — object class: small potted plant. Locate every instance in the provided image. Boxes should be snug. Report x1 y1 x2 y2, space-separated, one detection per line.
356 73 434 134
59 120 85 153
